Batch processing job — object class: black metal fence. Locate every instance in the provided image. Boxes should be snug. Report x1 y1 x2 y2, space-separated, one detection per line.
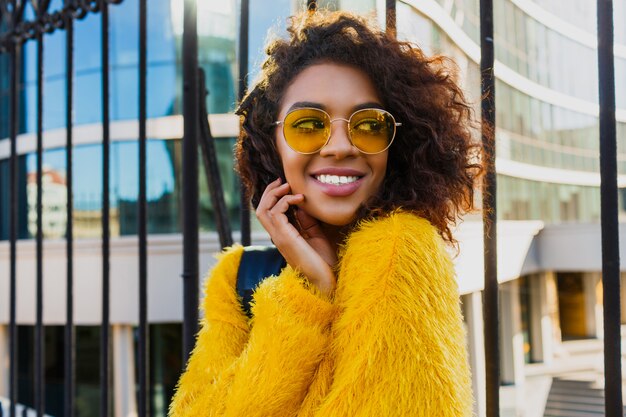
0 0 621 416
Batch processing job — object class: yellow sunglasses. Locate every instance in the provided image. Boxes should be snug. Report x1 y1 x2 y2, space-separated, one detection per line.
274 107 401 155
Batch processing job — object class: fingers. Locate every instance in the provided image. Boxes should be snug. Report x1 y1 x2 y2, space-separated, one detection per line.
256 180 289 220
256 178 286 211
296 207 330 238
294 207 318 231
256 178 303 234
254 180 337 296
270 194 303 217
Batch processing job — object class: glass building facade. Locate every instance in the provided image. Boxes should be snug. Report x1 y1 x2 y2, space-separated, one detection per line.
1 0 626 415
7 0 620 241
398 0 626 223
0 0 244 241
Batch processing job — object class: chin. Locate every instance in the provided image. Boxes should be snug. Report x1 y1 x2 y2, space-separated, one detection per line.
310 208 359 227
322 217 355 227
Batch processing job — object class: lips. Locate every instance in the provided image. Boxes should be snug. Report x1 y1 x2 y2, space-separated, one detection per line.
315 174 360 185
310 167 366 177
310 167 366 197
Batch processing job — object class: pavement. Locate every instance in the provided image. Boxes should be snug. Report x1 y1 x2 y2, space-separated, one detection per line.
500 328 626 417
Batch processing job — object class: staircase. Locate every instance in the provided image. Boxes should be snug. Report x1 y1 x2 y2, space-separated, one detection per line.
543 378 626 417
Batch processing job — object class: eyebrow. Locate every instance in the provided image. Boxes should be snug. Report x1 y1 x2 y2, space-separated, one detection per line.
286 101 385 114
287 101 327 112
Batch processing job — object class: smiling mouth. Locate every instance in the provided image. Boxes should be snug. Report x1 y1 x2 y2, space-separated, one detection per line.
314 174 362 185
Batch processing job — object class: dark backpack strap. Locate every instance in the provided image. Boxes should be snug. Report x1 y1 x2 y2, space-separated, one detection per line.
236 246 286 318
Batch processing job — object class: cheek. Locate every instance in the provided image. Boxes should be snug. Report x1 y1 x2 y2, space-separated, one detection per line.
276 146 309 189
370 154 389 188
275 135 290 179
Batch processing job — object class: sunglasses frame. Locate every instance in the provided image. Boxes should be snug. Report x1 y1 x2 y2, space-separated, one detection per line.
274 107 402 155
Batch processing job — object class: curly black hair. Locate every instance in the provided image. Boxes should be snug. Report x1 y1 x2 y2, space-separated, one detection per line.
235 10 484 243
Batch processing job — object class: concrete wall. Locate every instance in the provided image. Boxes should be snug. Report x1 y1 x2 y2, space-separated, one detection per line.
2 220 625 324
537 223 626 272
0 232 271 325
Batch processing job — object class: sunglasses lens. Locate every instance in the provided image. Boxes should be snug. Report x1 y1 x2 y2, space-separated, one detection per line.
349 109 395 153
283 109 330 153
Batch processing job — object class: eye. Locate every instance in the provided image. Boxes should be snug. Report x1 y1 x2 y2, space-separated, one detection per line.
353 118 384 133
292 117 326 132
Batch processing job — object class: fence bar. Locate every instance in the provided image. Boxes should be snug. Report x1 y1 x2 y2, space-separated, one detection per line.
238 0 250 246
385 0 396 38
100 1 112 416
479 0 499 416
64 4 76 417
138 0 149 415
182 0 200 361
597 1 622 416
198 68 233 249
35 21 45 417
9 40 21 417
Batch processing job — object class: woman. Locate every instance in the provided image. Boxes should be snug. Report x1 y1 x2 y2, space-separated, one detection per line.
170 9 482 417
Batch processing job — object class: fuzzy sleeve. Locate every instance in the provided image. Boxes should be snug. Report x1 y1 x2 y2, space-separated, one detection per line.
169 245 251 417
312 212 473 417
170 244 337 417
206 265 337 417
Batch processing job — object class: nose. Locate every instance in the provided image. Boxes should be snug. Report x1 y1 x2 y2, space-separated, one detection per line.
319 118 359 159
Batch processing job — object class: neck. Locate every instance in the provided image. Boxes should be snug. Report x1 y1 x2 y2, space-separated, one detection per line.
320 223 350 253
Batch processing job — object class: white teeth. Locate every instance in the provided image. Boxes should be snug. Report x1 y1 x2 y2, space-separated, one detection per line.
315 174 360 185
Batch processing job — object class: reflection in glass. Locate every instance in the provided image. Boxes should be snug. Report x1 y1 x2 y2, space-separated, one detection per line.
146 324 183 417
27 165 68 239
496 175 622 223
15 137 244 240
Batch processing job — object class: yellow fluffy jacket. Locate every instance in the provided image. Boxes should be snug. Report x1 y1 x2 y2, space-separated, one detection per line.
169 211 473 417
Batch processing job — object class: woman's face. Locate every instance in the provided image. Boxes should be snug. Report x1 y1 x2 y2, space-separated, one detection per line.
275 62 388 226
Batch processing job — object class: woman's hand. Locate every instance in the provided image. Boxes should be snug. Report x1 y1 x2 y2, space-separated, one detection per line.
255 178 337 296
